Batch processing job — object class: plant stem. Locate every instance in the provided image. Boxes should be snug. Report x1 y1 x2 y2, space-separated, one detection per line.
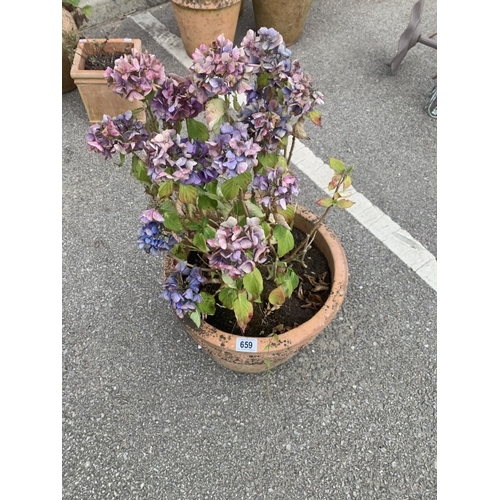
286 136 296 166
239 190 250 218
285 170 347 263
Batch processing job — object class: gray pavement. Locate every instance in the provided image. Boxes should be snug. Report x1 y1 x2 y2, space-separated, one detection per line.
62 1 437 498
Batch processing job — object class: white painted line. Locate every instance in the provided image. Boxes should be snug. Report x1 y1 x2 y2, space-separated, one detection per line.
131 11 193 68
131 12 438 292
291 142 437 291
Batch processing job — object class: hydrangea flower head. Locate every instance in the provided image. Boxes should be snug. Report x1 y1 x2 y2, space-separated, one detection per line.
104 49 166 100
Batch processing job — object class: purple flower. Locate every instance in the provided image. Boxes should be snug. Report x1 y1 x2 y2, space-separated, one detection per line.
151 76 203 125
86 111 149 158
253 166 299 210
283 60 325 116
165 137 218 186
239 98 292 152
137 209 182 255
160 262 206 318
207 122 261 177
190 34 256 101
143 130 177 181
104 49 166 101
207 217 269 279
241 28 292 73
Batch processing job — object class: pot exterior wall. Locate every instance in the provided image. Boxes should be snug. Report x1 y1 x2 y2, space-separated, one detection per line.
251 0 313 46
171 0 241 57
70 39 145 124
62 7 78 94
63 48 77 93
167 205 349 373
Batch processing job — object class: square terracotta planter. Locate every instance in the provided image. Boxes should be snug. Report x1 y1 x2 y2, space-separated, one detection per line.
70 38 145 124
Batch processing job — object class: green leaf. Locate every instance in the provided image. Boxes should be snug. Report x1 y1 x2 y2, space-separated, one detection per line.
221 171 251 201
193 233 208 252
268 286 286 306
307 109 322 127
159 200 184 233
221 273 237 288
189 310 201 328
277 204 295 226
205 98 226 130
328 174 342 191
170 244 188 261
244 200 265 218
243 268 263 300
218 287 237 309
316 196 334 208
257 72 271 89
233 292 253 333
118 152 126 167
276 268 299 297
261 221 271 238
275 155 288 169
258 152 278 169
186 118 209 141
336 198 355 209
131 156 151 185
234 170 252 190
221 177 239 201
328 157 346 173
198 292 216 315
232 94 242 112
203 225 216 240
273 225 295 257
198 195 218 211
205 180 218 195
158 180 174 199
178 184 198 205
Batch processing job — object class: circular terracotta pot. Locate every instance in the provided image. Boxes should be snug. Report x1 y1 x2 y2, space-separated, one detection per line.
251 0 313 46
62 7 78 93
171 0 242 57
165 205 349 373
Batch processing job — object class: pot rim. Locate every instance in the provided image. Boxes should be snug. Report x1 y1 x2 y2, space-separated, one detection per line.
170 0 241 10
166 205 349 354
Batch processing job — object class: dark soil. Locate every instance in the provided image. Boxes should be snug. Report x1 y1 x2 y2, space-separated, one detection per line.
198 227 331 338
84 52 125 70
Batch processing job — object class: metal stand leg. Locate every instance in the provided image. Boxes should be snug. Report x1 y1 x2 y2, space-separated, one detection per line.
388 0 437 75
425 85 437 119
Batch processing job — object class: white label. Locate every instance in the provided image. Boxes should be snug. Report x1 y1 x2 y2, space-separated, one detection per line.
235 337 258 352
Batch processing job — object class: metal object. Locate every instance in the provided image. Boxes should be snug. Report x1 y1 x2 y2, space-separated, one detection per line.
425 85 437 119
388 0 437 74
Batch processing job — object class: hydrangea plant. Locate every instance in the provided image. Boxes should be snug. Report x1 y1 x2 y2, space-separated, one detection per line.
87 28 353 333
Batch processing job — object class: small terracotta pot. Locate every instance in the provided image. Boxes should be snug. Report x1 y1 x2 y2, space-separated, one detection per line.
164 205 349 373
171 0 242 57
251 0 313 46
70 38 145 124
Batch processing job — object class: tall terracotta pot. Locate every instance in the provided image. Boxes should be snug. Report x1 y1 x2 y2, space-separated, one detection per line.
165 206 349 374
171 0 242 57
251 0 313 46
70 38 145 124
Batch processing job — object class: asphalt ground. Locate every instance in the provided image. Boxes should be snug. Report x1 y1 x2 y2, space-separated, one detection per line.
59 1 441 498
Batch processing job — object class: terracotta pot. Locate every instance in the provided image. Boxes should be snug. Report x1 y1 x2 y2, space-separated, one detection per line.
171 0 242 57
62 7 78 93
63 48 77 93
70 38 146 124
251 0 313 46
164 205 349 373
